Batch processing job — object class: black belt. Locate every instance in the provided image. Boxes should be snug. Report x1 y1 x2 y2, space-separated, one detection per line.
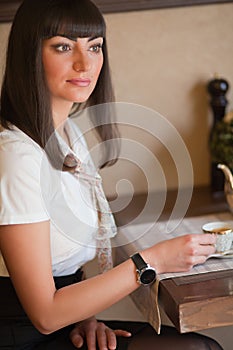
54 267 83 289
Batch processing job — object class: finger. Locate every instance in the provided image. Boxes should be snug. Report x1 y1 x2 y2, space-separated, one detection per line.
106 328 117 350
85 327 97 350
96 324 109 350
196 243 216 256
105 329 132 350
193 255 210 266
196 233 217 245
114 329 132 338
70 333 84 348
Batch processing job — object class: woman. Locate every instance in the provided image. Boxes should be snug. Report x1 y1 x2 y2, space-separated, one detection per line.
0 0 223 349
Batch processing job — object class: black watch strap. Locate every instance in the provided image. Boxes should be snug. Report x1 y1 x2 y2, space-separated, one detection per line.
130 253 147 270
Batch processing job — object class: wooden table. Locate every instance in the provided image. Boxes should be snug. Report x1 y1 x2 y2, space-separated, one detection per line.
111 186 233 333
159 269 233 333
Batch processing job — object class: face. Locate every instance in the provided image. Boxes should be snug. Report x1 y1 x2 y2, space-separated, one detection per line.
42 35 104 117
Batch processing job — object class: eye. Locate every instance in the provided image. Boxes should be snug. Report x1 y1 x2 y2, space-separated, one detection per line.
89 43 103 53
53 43 72 52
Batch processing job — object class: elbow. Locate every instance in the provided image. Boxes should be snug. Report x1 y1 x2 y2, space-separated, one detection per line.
36 325 54 335
34 322 55 335
31 315 60 335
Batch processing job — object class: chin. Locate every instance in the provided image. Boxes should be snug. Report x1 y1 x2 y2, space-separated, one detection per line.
71 93 93 104
74 97 89 103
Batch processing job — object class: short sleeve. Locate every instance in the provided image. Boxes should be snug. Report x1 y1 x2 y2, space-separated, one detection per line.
0 139 49 225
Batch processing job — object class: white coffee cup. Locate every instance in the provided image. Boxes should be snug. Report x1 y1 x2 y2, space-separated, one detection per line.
202 221 233 253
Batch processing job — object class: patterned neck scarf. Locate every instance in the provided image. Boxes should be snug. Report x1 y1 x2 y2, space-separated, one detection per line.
56 121 117 273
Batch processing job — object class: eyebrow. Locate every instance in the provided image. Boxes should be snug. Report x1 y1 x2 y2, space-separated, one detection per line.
88 36 103 42
55 34 77 42
54 34 103 42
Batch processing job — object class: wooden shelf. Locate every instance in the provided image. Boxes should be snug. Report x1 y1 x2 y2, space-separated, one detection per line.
110 185 229 227
1 0 233 23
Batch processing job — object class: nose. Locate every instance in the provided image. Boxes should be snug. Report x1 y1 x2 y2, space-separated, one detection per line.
73 51 91 72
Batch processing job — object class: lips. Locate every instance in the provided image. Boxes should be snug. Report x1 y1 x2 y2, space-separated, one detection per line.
66 78 91 87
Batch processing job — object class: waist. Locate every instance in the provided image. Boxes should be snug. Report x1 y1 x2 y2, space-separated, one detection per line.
0 268 83 319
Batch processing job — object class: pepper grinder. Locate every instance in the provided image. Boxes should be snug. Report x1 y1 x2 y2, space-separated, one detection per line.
207 75 229 192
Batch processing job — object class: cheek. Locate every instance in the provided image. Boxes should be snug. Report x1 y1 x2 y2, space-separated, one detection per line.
43 63 59 82
42 53 61 84
93 57 104 79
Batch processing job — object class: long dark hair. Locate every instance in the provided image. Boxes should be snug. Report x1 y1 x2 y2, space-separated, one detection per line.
0 0 119 169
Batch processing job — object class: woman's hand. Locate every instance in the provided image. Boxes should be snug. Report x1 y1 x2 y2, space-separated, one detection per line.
69 316 131 350
143 233 217 274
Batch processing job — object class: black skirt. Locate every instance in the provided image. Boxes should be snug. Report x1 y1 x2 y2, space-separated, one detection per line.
0 270 147 350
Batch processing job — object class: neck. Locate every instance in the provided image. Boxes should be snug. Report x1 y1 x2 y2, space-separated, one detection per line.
52 101 73 129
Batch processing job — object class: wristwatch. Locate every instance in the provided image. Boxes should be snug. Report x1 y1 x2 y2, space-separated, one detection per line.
130 253 156 286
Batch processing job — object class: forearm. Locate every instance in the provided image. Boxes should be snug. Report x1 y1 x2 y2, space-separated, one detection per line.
45 244 168 333
34 258 139 334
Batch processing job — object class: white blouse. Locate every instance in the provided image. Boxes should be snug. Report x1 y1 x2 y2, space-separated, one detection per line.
0 122 99 276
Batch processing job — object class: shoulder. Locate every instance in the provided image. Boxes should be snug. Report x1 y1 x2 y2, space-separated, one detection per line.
0 127 47 193
0 128 50 225
0 127 44 171
0 127 42 153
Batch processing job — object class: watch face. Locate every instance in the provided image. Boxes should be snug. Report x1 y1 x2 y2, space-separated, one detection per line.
140 269 156 285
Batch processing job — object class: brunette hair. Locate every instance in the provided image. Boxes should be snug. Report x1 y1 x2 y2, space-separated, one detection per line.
0 0 119 169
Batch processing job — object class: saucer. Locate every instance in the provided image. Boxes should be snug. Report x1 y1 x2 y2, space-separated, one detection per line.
208 245 233 259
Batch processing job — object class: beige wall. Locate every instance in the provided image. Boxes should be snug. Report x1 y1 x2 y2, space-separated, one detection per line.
0 3 233 197
0 23 10 82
